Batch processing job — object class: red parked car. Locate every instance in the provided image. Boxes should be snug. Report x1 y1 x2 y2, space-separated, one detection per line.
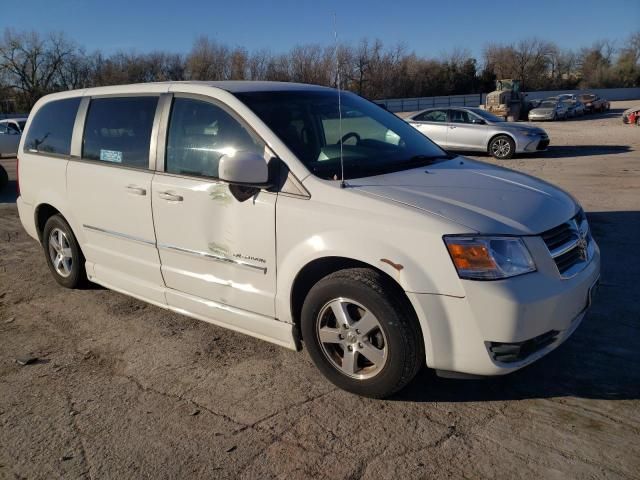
622 107 640 125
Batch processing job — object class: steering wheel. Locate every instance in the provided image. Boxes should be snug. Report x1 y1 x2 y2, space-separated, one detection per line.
339 132 360 145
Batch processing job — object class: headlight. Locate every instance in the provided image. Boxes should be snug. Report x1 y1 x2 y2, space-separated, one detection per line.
516 128 537 136
444 236 536 280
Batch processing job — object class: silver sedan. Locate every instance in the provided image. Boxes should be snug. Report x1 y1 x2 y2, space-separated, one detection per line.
405 107 549 159
528 100 569 121
0 118 27 157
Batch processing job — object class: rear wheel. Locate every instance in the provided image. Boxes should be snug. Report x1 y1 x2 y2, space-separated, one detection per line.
301 268 424 398
42 214 87 288
0 166 7 192
489 135 515 159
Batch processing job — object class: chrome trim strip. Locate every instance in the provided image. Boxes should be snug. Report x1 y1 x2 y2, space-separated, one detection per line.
83 224 155 246
157 243 267 274
549 235 580 259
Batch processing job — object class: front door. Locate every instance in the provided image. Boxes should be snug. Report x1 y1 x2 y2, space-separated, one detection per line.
409 109 449 148
67 95 165 304
151 95 277 318
446 109 489 151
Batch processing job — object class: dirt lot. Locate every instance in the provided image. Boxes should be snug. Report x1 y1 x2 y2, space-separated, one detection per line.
1 101 639 479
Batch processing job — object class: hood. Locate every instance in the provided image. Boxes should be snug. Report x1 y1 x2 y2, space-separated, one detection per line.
499 123 546 135
348 158 578 235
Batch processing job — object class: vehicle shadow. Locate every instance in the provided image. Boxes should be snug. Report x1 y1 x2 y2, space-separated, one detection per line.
0 180 18 204
394 210 640 402
465 144 631 160
540 145 631 158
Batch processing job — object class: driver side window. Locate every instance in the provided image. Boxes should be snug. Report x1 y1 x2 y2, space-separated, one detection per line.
166 98 265 179
450 110 473 124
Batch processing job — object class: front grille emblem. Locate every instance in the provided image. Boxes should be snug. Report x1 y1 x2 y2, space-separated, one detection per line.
577 237 588 261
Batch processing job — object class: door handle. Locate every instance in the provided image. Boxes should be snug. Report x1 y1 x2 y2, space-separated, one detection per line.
158 191 183 202
449 125 457 129
126 185 147 196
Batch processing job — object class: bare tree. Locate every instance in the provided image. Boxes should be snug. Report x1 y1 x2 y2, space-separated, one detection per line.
186 36 230 80
0 29 76 108
2 27 639 111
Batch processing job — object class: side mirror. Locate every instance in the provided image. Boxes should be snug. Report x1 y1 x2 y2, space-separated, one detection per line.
219 151 272 202
219 151 270 187
471 119 486 125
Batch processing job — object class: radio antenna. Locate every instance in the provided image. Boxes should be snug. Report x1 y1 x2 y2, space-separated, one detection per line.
333 13 346 188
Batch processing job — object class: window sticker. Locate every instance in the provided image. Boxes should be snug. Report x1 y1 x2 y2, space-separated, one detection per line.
100 149 123 163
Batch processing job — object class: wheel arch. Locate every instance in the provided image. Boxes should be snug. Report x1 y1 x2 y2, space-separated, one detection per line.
289 256 422 342
487 132 516 153
34 203 62 242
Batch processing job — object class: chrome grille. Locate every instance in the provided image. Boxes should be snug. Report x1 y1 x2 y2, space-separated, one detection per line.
541 210 594 278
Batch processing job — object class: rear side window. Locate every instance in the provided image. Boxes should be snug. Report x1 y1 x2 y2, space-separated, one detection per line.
83 97 158 169
165 98 264 178
414 110 447 123
24 97 80 155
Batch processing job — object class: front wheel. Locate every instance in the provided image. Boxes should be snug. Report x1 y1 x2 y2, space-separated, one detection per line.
301 268 424 398
489 135 515 159
42 214 87 288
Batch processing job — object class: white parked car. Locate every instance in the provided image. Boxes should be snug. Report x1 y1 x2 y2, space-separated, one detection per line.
0 117 27 157
16 82 600 398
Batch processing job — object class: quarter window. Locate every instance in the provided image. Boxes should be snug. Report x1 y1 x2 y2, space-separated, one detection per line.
165 98 264 178
24 97 80 155
83 97 158 169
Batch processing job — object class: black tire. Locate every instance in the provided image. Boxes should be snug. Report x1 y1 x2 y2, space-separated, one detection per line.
301 268 424 398
489 135 515 159
42 214 87 288
0 166 7 192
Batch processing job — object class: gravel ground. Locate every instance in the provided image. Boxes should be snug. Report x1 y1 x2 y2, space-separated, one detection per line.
0 101 639 479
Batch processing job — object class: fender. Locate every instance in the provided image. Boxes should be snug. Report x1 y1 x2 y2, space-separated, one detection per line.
276 198 464 322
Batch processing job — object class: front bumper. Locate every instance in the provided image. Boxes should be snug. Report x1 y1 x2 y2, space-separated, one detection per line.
408 236 600 376
528 114 554 121
519 135 550 152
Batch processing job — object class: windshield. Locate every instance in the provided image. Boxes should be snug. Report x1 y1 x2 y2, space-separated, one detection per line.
540 101 557 108
235 90 452 180
466 108 505 123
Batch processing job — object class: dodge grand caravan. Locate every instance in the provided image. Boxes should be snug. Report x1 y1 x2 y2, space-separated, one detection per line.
17 82 600 398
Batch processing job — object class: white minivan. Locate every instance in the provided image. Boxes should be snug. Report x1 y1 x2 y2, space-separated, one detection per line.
17 81 600 398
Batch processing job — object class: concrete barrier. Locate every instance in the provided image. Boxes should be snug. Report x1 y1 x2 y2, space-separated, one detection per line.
377 87 640 112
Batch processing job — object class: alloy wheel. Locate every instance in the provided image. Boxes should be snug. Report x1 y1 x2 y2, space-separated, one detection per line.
491 138 511 158
48 228 73 278
316 297 388 379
